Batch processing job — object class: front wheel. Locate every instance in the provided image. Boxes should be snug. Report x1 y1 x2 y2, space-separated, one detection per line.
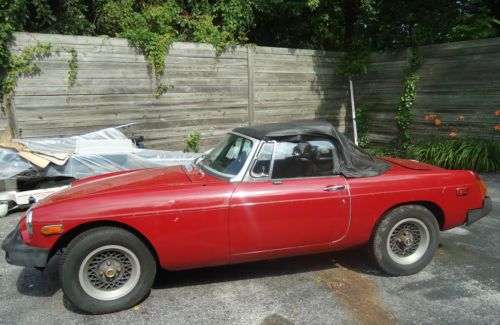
59 227 156 314
370 205 440 276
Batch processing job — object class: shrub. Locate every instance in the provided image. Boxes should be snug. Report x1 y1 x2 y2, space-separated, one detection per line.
185 131 201 153
408 137 500 172
355 105 371 148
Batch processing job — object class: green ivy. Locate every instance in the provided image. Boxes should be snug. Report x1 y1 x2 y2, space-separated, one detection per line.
394 48 422 155
0 0 29 104
98 0 246 99
355 105 371 148
2 42 80 119
4 42 52 96
154 82 173 99
66 47 78 94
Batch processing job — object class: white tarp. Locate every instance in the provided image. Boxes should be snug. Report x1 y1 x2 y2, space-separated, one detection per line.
0 128 201 180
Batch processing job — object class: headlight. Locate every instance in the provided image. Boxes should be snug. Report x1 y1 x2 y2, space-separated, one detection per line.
26 209 33 237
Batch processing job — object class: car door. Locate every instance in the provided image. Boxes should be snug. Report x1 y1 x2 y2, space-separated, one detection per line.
229 138 350 256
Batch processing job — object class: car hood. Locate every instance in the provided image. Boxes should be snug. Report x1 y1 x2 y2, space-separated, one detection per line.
37 166 195 206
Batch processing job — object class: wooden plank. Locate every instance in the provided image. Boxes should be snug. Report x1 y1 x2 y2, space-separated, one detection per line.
255 46 343 58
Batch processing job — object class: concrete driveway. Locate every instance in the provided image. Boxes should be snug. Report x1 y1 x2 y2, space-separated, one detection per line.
0 174 498 324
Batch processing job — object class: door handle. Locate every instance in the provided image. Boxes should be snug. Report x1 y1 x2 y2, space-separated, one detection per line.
323 185 345 191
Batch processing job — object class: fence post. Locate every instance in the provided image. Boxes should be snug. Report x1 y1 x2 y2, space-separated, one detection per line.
247 46 255 126
3 93 20 138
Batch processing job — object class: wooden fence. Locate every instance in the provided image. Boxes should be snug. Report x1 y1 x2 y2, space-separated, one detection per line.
355 38 500 145
2 32 499 150
2 32 349 150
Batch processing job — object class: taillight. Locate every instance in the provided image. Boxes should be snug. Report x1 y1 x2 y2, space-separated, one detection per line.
473 172 488 198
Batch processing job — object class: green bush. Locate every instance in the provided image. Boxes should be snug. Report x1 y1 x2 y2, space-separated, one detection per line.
355 105 371 148
408 137 500 172
185 131 201 153
365 147 394 158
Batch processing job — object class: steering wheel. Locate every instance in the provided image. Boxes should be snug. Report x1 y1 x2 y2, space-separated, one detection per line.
223 151 248 174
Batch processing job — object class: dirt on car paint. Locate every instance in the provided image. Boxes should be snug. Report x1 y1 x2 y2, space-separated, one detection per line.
314 265 395 325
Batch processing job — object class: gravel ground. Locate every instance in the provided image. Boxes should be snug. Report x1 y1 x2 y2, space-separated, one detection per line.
0 174 498 325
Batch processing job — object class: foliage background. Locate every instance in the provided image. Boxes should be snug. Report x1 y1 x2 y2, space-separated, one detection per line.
1 0 499 171
2 1 499 53
1 1 498 94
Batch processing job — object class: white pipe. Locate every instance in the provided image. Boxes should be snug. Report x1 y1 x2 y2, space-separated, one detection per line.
349 78 359 146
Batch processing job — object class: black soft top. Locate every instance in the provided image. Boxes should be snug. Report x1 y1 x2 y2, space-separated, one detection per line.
233 120 391 178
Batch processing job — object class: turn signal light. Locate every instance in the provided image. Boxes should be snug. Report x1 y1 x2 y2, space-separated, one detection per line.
478 179 488 198
41 224 64 236
473 172 488 198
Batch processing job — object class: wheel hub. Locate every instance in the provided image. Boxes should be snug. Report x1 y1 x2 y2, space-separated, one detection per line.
86 249 134 291
395 230 414 248
98 259 122 280
386 218 431 265
390 223 421 257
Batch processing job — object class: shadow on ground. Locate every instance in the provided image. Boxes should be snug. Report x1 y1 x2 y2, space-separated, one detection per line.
16 254 61 297
152 248 385 290
14 246 384 298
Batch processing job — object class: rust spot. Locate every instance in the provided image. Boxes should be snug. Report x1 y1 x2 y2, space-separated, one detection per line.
314 265 395 325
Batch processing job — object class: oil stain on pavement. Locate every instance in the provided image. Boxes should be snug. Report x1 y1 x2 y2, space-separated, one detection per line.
314 264 395 325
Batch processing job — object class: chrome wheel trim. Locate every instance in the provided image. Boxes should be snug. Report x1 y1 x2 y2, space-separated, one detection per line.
78 245 141 301
386 218 430 265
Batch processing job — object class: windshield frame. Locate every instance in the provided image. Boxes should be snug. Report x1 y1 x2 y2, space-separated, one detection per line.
198 131 260 182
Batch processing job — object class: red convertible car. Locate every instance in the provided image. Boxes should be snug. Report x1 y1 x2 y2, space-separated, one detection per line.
2 121 491 314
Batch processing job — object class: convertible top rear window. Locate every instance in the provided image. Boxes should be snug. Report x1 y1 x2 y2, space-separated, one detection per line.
234 120 390 177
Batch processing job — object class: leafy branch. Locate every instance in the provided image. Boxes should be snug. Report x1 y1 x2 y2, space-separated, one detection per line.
4 42 52 96
66 47 78 95
394 48 422 155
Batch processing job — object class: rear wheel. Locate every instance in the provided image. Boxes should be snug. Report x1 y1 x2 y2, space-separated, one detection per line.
59 227 156 314
371 205 440 276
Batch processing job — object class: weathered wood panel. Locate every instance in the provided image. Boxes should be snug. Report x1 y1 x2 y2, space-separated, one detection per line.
352 51 407 145
5 32 349 149
5 32 496 150
354 38 500 145
253 46 349 131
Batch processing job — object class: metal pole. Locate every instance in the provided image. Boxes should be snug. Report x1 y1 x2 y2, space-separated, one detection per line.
349 78 358 146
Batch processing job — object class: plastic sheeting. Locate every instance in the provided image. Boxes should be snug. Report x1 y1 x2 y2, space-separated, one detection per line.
0 128 201 180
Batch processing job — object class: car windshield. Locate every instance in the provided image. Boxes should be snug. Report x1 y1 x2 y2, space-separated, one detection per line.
200 133 253 177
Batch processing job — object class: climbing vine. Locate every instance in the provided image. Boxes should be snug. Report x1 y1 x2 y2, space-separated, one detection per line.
98 1 244 99
66 47 78 94
355 105 371 148
394 49 423 155
3 42 52 96
154 82 173 99
1 42 81 117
